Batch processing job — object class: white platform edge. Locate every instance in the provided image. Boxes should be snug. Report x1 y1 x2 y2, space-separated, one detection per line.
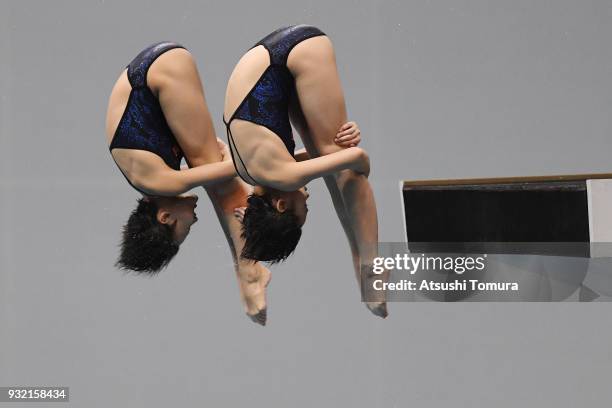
587 179 612 257
399 180 408 244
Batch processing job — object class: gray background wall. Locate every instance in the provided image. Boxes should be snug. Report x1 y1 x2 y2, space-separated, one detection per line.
1 0 611 406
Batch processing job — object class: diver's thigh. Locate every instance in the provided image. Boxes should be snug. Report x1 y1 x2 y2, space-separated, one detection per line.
288 95 317 153
150 48 221 165
289 36 348 156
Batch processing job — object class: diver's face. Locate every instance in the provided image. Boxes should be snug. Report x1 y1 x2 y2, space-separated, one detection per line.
155 194 199 244
272 186 310 226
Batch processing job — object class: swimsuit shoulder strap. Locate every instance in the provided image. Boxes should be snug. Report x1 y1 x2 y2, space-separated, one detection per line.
127 41 186 89
224 116 260 186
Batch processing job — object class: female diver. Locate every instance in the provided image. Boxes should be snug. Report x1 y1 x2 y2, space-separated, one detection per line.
106 42 271 325
224 25 387 318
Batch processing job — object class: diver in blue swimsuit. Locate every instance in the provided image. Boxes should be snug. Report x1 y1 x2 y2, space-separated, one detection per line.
110 42 186 181
224 25 386 318
106 42 273 311
107 42 239 274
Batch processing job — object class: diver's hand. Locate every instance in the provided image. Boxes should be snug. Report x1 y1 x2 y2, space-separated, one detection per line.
233 206 246 223
335 121 361 147
217 138 231 162
350 147 370 177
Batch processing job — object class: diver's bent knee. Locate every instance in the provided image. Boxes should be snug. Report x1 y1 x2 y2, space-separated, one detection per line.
336 169 368 186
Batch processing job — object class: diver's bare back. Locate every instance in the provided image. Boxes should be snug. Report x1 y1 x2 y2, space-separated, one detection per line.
223 25 339 186
223 45 295 185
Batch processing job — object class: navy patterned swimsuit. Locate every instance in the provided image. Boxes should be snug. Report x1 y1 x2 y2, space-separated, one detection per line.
109 42 185 194
223 25 326 185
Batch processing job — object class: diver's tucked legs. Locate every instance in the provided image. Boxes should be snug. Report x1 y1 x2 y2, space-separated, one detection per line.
150 48 272 325
288 36 387 317
289 102 360 276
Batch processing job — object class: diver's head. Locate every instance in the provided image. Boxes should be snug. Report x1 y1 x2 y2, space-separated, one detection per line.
116 194 199 274
240 186 309 263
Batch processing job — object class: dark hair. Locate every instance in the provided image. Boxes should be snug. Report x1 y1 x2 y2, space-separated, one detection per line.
240 194 302 263
116 198 179 274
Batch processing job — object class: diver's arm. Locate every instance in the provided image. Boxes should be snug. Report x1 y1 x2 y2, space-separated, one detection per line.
271 147 369 191
135 161 235 196
294 122 361 161
176 161 236 187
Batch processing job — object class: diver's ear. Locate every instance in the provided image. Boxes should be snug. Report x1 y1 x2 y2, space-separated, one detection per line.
157 210 173 225
272 198 288 213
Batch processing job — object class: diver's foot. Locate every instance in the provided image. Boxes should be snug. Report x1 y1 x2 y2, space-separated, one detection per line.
238 263 272 326
247 308 267 326
360 263 388 318
365 301 388 319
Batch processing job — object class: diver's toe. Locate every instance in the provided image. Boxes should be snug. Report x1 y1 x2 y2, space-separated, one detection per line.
367 302 388 319
247 308 267 326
